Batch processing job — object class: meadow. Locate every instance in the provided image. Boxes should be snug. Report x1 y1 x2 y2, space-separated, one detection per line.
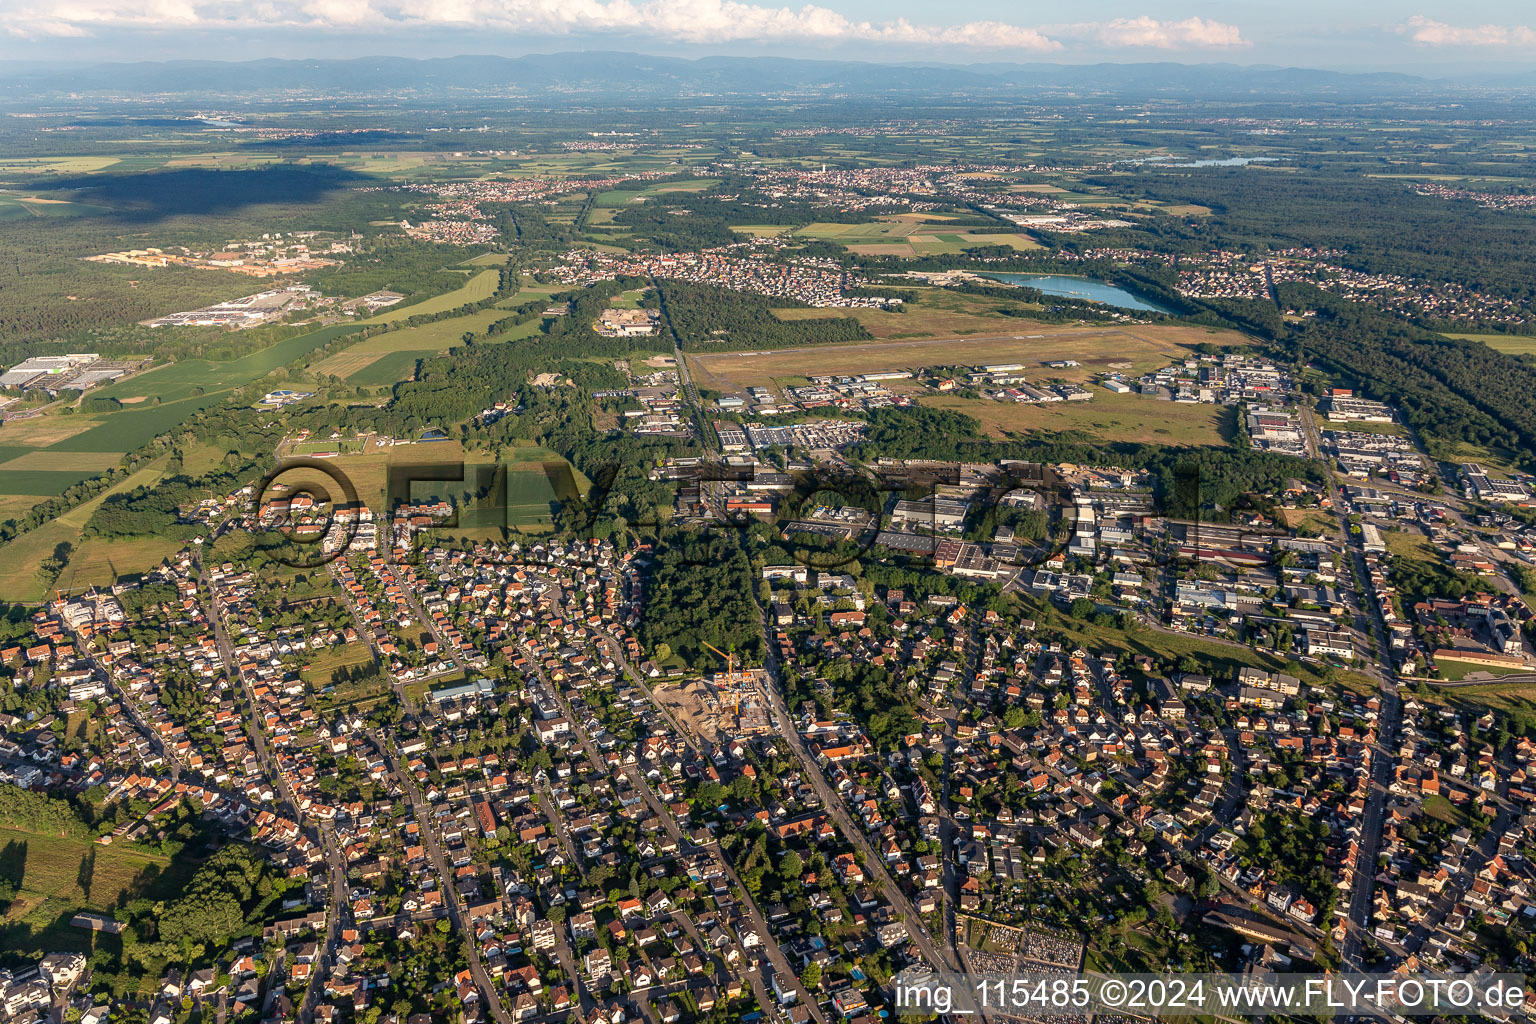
592 178 720 207
686 323 1243 392
920 390 1233 446
766 286 1114 340
783 216 1041 256
0 829 174 960
1445 333 1536 357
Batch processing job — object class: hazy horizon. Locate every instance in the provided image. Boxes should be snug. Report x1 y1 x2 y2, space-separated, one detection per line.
2 0 1534 74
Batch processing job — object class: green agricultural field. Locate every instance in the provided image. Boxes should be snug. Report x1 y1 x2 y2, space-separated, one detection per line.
48 393 233 454
0 469 107 495
319 318 545 386
347 350 436 386
0 456 171 602
0 322 370 505
89 323 364 407
0 156 123 174
0 450 121 473
504 467 561 528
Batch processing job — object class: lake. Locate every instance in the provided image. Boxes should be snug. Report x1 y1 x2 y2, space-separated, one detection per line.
984 273 1175 313
1137 155 1280 168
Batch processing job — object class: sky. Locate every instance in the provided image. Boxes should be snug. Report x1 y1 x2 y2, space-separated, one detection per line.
2 0 1534 71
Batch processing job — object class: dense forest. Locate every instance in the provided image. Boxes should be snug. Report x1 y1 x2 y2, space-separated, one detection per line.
1280 284 1536 467
1084 167 1536 311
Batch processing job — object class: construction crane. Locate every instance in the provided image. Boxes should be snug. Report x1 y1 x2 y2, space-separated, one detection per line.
699 640 740 715
699 641 736 686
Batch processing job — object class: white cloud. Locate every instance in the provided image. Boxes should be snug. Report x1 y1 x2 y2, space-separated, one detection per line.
1058 16 1248 49
1403 15 1536 48
2 0 1245 53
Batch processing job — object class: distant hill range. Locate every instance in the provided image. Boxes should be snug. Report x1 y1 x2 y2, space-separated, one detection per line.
1 52 1532 105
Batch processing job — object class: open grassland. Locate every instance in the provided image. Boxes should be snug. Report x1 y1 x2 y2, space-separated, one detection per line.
592 178 719 207
0 457 171 603
50 536 185 594
0 494 46 521
502 468 561 529
269 441 472 511
1422 679 1536 712
312 309 544 385
767 286 1112 340
0 195 112 220
457 252 510 267
788 218 1040 256
270 442 581 543
362 269 499 324
300 641 379 686
1445 333 1536 357
921 391 1232 445
0 830 173 959
687 323 1244 392
310 308 511 380
1022 593 1375 692
0 415 100 447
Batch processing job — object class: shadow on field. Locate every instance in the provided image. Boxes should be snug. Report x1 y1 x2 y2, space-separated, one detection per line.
34 164 373 222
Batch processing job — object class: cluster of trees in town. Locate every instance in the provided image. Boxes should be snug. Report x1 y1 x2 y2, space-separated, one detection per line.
656 280 870 351
638 530 763 667
0 782 91 839
87 450 263 540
